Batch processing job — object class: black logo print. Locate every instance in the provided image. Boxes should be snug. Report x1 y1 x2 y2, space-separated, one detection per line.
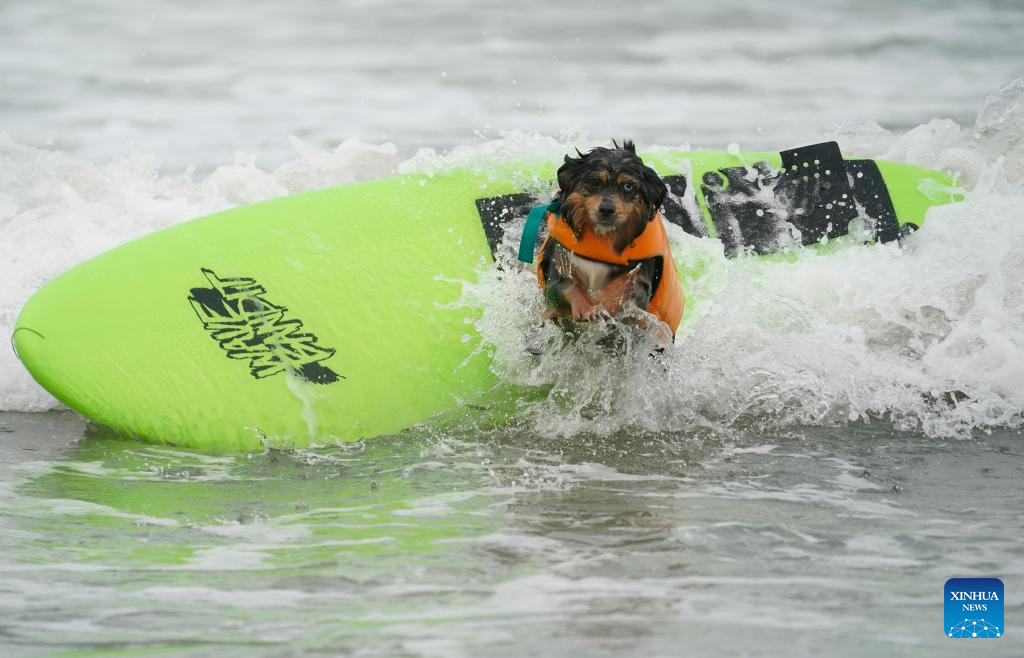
188 268 341 384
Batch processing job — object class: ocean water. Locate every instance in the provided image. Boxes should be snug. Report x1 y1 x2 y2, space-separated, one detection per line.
2 0 1024 656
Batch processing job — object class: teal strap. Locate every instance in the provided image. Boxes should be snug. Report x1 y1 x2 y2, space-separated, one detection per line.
518 201 559 263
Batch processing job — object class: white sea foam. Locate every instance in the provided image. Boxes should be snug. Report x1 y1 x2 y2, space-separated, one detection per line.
467 85 1024 439
140 585 312 608
4 84 1024 440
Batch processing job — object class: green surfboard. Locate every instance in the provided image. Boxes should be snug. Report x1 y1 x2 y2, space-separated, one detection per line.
12 142 962 451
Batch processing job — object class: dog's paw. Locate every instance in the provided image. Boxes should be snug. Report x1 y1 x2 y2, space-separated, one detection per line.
595 265 641 316
572 301 609 322
567 286 602 321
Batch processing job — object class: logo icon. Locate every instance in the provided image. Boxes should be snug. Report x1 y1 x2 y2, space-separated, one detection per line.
945 578 1003 638
188 268 341 384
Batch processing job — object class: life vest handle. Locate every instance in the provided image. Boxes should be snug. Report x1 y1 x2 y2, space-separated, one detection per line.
518 201 560 263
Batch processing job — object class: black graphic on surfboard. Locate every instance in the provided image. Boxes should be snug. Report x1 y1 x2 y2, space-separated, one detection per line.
188 268 341 384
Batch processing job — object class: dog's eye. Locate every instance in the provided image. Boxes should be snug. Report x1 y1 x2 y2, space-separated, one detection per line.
622 180 637 194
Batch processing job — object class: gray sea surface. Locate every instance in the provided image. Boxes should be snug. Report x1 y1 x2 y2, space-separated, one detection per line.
2 0 1023 169
0 411 1022 657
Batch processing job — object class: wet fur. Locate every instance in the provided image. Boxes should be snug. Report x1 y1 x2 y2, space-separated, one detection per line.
557 140 667 253
541 141 668 328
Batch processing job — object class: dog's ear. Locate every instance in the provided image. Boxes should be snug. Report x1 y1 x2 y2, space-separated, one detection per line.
556 151 589 237
639 163 667 220
557 151 587 193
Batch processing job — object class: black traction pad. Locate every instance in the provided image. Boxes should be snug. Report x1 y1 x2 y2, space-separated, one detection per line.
661 174 706 238
778 141 858 243
474 193 536 256
700 141 899 257
473 142 903 260
701 142 857 256
847 159 900 243
700 161 784 256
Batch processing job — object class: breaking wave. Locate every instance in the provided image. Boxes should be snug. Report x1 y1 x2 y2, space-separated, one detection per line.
4 81 1024 439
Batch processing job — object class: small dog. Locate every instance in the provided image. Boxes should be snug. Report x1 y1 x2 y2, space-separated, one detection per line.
536 141 685 344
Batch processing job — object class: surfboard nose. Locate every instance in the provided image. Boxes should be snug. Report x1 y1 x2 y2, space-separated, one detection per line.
11 325 46 364
12 304 59 401
12 277 91 415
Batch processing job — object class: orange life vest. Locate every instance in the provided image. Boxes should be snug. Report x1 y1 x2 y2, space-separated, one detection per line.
536 212 685 334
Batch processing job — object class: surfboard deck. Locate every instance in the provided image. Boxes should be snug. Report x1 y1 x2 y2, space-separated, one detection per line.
13 143 962 451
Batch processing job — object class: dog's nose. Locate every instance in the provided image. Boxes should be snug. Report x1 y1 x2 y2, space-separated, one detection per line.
598 199 615 216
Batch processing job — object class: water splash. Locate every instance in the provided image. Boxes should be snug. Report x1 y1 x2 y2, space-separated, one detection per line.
5 85 1024 440
463 86 1024 439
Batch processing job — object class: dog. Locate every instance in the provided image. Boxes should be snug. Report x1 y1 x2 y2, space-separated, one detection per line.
535 141 685 345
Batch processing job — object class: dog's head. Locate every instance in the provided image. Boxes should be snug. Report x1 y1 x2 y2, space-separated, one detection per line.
556 140 668 253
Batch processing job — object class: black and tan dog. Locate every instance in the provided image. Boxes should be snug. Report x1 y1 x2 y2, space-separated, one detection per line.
535 141 685 343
